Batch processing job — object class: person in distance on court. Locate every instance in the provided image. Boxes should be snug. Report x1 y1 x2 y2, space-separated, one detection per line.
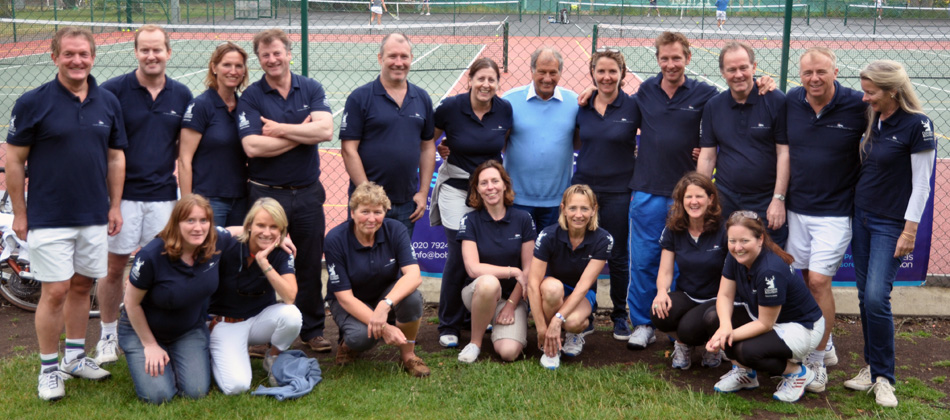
237 28 335 353
846 60 936 408
650 172 727 370
324 182 430 377
97 24 193 367
455 161 536 363
697 42 789 248
6 26 126 401
527 185 612 370
705 211 824 403
572 48 636 342
208 197 301 394
179 42 250 227
501 47 578 232
784 46 866 393
340 32 435 239
716 0 728 30
429 58 513 349
369 0 387 25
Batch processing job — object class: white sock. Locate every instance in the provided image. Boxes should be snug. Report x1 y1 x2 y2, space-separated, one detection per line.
806 350 825 365
101 321 117 339
825 335 834 351
64 338 85 363
40 352 59 373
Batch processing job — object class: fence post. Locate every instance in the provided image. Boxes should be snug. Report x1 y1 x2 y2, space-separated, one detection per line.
11 0 15 43
843 3 848 25
591 23 598 53
503 21 509 72
806 4 810 25
518 0 521 22
300 0 309 77
779 0 793 92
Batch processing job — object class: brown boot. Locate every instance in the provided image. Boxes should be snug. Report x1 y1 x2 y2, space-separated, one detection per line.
335 342 359 366
402 355 430 378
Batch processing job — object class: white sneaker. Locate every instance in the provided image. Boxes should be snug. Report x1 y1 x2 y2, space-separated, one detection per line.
870 377 898 407
844 365 873 391
426 11 430 15
439 334 459 348
671 342 691 369
714 365 759 393
458 343 480 363
94 335 119 365
773 364 816 402
37 368 71 401
539 351 560 370
263 354 278 387
562 333 585 357
60 354 110 381
805 362 827 393
626 325 656 350
702 349 722 368
823 344 838 367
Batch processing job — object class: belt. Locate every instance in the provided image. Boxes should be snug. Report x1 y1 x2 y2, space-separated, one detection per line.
248 179 316 190
208 315 246 332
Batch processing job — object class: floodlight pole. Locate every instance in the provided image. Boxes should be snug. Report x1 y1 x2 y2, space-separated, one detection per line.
779 0 793 92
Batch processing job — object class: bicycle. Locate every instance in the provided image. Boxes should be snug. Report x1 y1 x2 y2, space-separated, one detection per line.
0 167 103 317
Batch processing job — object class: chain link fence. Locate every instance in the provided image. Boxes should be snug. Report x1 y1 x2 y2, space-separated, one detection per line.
1 0 948 278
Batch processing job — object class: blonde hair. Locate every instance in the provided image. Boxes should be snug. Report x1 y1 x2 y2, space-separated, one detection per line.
799 47 837 70
859 60 924 161
205 42 249 91
558 184 599 231
239 197 289 244
349 181 392 213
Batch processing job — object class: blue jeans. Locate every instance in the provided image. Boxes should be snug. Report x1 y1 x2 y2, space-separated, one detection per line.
387 201 418 239
851 206 902 385
511 204 559 231
118 312 211 404
207 196 247 227
595 191 631 320
627 191 675 326
716 183 788 249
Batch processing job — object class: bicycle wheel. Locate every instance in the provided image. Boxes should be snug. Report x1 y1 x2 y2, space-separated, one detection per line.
0 261 40 312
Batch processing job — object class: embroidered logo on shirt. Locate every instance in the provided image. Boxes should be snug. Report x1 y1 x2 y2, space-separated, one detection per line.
287 255 295 271
458 214 468 234
7 115 14 135
340 112 348 131
328 263 339 283
764 275 778 299
183 103 195 121
130 259 145 281
385 258 396 267
238 112 250 130
534 230 547 250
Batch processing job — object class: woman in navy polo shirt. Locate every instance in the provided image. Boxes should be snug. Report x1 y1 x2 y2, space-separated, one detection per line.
650 172 726 370
573 48 638 341
430 58 513 348
527 185 612 370
456 160 536 363
705 212 824 403
325 182 430 377
180 42 249 227
208 197 301 395
119 195 227 404
845 60 936 408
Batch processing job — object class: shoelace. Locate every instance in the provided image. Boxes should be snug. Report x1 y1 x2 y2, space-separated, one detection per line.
41 370 71 387
720 367 744 380
867 380 894 396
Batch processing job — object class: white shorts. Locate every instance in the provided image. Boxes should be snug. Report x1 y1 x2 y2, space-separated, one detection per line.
108 200 176 255
462 276 528 346
786 210 851 277
773 316 824 361
370 5 382 14
28 225 108 281
716 10 726 19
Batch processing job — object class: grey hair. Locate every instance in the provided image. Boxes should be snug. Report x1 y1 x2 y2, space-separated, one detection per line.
530 47 563 72
800 47 837 70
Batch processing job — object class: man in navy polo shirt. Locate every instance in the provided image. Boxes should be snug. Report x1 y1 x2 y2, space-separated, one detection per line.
6 27 126 401
502 47 578 230
96 24 193 366
697 42 789 247
785 47 866 390
237 28 335 353
340 32 436 238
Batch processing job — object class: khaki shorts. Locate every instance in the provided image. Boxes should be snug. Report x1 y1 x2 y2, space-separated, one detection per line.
461 276 528 346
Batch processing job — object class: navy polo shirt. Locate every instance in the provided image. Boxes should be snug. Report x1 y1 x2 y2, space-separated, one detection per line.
630 74 719 196
533 224 613 290
786 82 867 217
181 89 247 198
101 72 192 201
6 76 127 229
325 218 418 306
457 207 537 297
856 108 936 220
659 225 727 300
722 248 822 329
209 238 294 319
236 73 331 186
700 85 787 195
128 228 231 342
434 92 512 190
339 77 435 204
572 91 638 193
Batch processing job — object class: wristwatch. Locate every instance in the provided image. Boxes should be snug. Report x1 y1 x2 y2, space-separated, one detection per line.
383 298 394 308
773 193 785 201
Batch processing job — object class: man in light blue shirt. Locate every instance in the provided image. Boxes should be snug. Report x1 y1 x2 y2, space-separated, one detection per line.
502 47 579 229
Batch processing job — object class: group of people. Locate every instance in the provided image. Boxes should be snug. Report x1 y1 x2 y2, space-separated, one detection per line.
7 23 933 410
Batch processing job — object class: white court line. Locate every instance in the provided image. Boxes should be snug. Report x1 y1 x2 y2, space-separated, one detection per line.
0 48 126 72
915 50 950 60
439 44 487 105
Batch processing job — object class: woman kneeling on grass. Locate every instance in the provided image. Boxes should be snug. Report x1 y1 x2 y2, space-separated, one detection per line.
324 182 430 377
705 211 825 403
456 161 536 363
208 197 301 394
527 184 612 370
